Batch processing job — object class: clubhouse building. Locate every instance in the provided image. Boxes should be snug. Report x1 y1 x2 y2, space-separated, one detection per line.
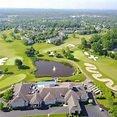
9 82 89 115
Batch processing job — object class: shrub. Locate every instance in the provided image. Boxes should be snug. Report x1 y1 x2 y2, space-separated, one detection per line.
20 65 30 69
3 89 13 102
56 53 63 58
15 59 23 68
96 95 106 99
0 103 4 110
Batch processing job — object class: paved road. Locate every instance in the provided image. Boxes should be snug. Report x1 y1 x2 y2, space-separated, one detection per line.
0 106 68 117
85 105 109 117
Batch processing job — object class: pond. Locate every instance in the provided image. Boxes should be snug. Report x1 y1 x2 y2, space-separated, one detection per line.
35 60 74 77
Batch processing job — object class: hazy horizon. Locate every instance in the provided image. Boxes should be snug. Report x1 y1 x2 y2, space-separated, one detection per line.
0 0 116 10
0 8 117 10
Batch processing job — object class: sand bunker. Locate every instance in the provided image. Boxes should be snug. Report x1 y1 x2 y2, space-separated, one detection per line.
0 57 8 65
84 52 89 56
86 67 99 74
84 51 98 61
67 44 75 48
84 63 96 67
92 74 103 79
84 63 117 91
88 55 97 61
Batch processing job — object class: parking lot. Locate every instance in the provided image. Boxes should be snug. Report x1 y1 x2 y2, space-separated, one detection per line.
85 105 109 117
0 106 68 117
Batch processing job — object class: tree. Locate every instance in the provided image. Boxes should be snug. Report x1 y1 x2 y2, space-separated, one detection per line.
25 46 36 57
62 49 66 55
67 53 75 60
108 52 115 59
92 41 103 55
56 53 63 58
114 52 117 60
90 34 101 43
81 38 88 49
3 90 13 102
4 68 8 73
54 39 63 46
0 70 3 74
15 59 23 69
0 103 4 110
72 33 76 38
102 33 113 50
35 50 41 57
14 28 19 33
4 67 10 74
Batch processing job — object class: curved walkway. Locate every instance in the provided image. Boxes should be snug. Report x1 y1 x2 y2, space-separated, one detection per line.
84 63 117 92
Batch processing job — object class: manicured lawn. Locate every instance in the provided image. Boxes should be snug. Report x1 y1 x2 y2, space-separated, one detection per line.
0 32 37 82
65 34 91 44
0 74 26 90
59 73 85 82
39 34 92 53
73 49 117 109
0 34 34 68
0 37 16 57
26 114 66 117
73 49 117 84
0 30 116 111
5 56 23 65
97 99 110 110
33 43 55 53
0 31 97 91
0 32 86 91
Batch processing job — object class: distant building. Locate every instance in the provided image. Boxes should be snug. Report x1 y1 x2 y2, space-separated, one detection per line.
46 36 63 44
46 31 66 44
23 37 35 45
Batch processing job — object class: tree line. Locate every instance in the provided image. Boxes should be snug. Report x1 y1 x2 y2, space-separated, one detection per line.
81 29 117 60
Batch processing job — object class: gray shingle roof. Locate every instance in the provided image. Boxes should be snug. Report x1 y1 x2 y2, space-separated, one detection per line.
30 92 42 105
67 95 81 114
44 92 55 102
65 89 80 102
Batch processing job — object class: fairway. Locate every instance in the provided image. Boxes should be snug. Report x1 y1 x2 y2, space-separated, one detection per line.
73 50 117 84
0 31 86 90
5 56 23 65
0 74 26 90
0 30 116 91
40 34 91 53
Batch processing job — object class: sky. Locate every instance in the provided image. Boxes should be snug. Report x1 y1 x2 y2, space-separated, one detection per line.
0 0 116 10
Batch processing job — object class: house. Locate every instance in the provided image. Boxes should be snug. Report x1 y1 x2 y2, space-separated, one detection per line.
64 89 81 115
67 95 81 115
10 92 29 108
65 89 80 102
9 82 89 115
46 36 63 44
9 83 69 108
44 92 56 105
23 37 35 45
30 92 42 108
76 85 89 102
46 31 66 44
